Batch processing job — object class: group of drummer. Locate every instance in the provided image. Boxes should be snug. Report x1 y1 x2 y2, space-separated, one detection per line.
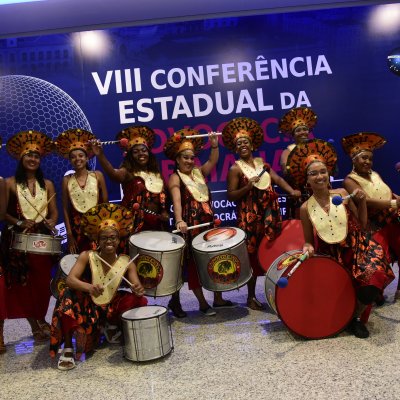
0 107 399 370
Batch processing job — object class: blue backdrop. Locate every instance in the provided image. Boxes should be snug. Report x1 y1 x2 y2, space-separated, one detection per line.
0 4 399 232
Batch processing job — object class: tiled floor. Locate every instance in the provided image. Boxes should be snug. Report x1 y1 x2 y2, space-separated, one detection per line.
2 267 400 400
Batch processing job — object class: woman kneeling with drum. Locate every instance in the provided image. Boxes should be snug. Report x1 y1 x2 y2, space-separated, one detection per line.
50 203 147 371
287 139 394 338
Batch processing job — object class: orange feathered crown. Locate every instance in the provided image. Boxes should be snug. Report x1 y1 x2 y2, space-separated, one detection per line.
221 117 263 152
163 129 204 160
286 139 337 187
278 107 317 136
341 132 386 159
81 203 134 240
116 126 155 151
54 128 96 159
6 130 53 160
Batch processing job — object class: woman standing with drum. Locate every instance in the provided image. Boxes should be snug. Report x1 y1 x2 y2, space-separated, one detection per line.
223 118 301 310
50 203 147 370
165 130 233 317
341 133 400 299
278 107 318 219
288 139 394 338
55 129 108 254
91 126 169 249
0 130 58 343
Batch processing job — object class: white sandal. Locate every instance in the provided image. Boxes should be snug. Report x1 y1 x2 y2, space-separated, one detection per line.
57 347 76 371
104 324 122 344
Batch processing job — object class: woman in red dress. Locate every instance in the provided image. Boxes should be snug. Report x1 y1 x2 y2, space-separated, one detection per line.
1 130 58 347
91 126 169 252
165 129 233 317
287 139 394 338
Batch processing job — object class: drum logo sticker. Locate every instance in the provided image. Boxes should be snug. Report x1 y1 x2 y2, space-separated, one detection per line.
32 240 48 249
207 254 241 284
203 227 237 242
137 255 163 289
277 253 300 271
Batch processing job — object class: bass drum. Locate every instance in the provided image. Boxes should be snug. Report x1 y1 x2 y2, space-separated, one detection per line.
258 219 304 272
265 250 356 339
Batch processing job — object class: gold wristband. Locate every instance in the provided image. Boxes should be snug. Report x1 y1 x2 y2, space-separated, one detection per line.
390 199 398 209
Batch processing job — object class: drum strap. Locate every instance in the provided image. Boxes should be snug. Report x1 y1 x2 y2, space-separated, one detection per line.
347 171 392 201
235 158 271 190
89 251 130 306
307 195 348 244
68 172 99 213
177 168 209 202
134 171 164 194
17 182 47 222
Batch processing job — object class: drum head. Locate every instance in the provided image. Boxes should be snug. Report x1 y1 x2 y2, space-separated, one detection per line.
192 227 245 252
122 305 167 320
258 219 304 272
275 256 356 339
60 254 79 274
129 231 185 251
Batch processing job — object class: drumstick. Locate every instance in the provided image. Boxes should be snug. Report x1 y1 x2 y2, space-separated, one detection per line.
96 253 139 288
175 131 222 139
276 251 309 288
21 192 57 234
172 219 221 234
88 138 129 147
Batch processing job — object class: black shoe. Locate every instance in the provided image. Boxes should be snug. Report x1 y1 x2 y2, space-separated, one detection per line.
348 318 369 339
168 300 187 318
375 294 385 307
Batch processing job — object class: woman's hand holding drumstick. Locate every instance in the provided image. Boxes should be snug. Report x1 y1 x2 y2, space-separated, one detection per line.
172 219 221 234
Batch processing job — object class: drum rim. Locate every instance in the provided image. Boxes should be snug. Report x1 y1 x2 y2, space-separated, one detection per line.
129 230 185 250
121 305 168 321
191 226 246 249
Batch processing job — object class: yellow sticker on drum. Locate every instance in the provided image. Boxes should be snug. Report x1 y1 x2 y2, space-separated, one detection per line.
277 254 300 271
207 254 241 284
137 255 163 289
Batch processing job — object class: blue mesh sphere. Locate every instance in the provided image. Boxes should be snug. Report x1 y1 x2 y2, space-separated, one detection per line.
0 75 94 211
388 48 400 76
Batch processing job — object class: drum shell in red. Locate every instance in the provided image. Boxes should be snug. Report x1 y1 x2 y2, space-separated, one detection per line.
265 250 356 339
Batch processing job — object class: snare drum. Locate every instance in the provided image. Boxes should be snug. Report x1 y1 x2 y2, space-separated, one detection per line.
258 219 304 273
11 232 62 255
50 254 78 299
129 231 185 297
265 250 356 339
121 305 173 362
191 227 252 292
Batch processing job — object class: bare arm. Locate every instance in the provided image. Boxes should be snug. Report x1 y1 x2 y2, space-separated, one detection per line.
91 141 128 183
66 251 103 297
168 173 187 232
300 203 315 256
95 170 109 203
126 262 145 296
200 134 219 177
343 176 399 209
270 169 301 197
45 180 58 228
279 149 290 173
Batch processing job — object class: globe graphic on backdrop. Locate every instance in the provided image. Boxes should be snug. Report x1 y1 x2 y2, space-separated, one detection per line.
0 75 94 217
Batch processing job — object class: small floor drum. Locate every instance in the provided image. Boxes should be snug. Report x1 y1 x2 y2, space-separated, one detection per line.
50 254 78 298
129 231 185 297
265 250 356 339
121 305 173 362
258 219 304 273
11 232 62 255
191 227 252 292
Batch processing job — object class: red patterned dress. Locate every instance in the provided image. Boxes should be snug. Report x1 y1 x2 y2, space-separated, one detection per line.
178 168 213 290
236 162 282 276
49 252 147 360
